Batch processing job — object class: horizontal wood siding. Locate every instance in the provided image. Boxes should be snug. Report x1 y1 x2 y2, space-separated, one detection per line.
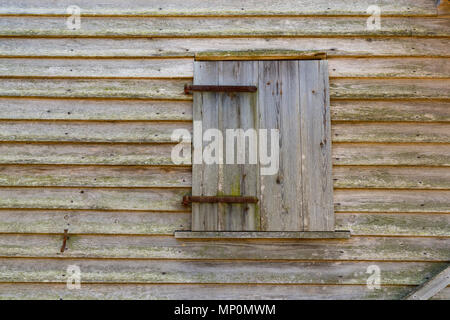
0 0 448 300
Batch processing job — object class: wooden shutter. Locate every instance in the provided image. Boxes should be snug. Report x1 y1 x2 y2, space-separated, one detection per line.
191 60 334 232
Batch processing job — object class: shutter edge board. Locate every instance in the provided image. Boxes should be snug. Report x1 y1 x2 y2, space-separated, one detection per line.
174 231 351 239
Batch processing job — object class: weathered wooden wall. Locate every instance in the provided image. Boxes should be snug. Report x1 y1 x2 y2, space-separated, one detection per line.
0 0 448 299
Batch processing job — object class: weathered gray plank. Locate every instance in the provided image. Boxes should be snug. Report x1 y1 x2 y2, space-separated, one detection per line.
0 210 448 237
0 58 193 78
0 210 189 235
0 79 187 99
0 187 187 211
328 58 450 78
259 60 303 231
333 166 450 189
0 121 191 143
191 61 219 231
0 98 193 121
0 234 448 261
0 143 177 166
217 61 259 231
1 78 446 100
1 259 446 286
334 189 450 213
0 283 413 300
333 143 450 166
331 101 450 122
0 142 448 167
336 213 450 236
1 38 447 58
405 265 450 300
0 0 438 16
331 79 450 99
0 121 448 143
9 99 449 123
0 165 191 187
333 123 450 143
1 58 449 79
1 17 448 37
300 60 334 231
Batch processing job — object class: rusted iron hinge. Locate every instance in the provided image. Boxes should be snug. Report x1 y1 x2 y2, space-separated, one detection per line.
184 84 257 94
182 195 258 206
60 229 69 253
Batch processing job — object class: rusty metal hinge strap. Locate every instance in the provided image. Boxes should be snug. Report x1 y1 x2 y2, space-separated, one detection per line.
182 196 258 206
184 84 257 94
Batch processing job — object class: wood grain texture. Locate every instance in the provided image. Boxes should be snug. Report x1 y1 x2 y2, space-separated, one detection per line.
259 60 303 231
0 234 447 261
331 101 450 122
334 189 450 213
1 38 448 58
0 210 448 237
0 164 447 190
328 58 450 78
1 17 448 37
191 61 219 231
0 165 191 188
1 259 446 285
0 98 193 121
0 121 448 143
333 166 450 189
300 60 334 231
1 78 446 99
1 58 449 79
0 0 438 16
333 143 450 166
0 187 188 211
217 61 259 231
0 121 191 143
0 79 187 99
0 283 414 300
332 123 450 143
0 99 447 123
0 143 447 167
0 143 177 166
0 58 193 78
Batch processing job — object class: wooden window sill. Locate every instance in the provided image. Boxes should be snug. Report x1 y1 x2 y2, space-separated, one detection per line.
174 231 351 240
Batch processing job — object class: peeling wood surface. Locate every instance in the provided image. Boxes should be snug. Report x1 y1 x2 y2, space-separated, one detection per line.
0 234 448 261
0 78 447 100
331 101 450 122
0 283 415 300
0 0 439 16
333 143 450 166
0 143 448 166
1 38 448 58
0 259 446 285
0 187 447 213
0 99 448 122
1 17 448 38
0 210 448 237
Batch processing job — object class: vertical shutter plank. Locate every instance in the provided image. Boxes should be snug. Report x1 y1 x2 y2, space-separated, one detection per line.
218 61 259 231
192 61 219 231
299 60 334 231
259 61 304 231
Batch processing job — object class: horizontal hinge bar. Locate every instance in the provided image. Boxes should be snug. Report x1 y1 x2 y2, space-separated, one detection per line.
184 84 257 94
182 195 258 206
